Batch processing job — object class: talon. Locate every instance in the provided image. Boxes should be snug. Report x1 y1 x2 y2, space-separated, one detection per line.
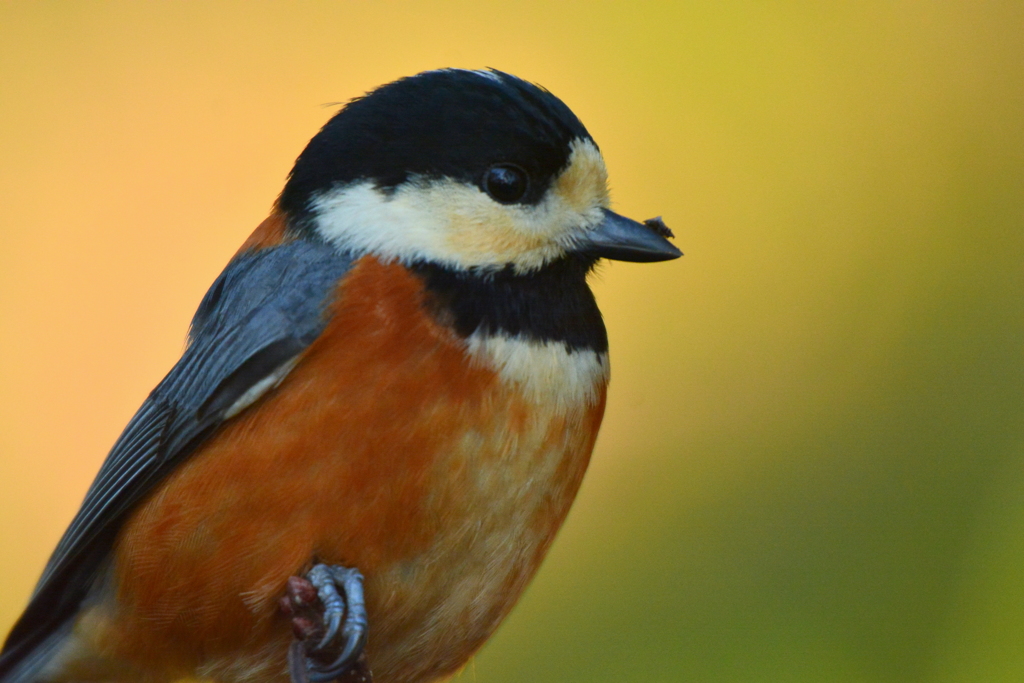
308 565 346 652
285 563 370 683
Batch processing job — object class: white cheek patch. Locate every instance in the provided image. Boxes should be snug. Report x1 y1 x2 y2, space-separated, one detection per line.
311 179 571 272
553 139 609 214
309 138 611 273
465 331 609 411
311 181 451 265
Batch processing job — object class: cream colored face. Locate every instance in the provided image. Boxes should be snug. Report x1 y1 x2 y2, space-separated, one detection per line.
310 138 610 273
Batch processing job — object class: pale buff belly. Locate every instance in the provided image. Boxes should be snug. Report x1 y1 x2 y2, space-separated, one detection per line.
360 390 605 683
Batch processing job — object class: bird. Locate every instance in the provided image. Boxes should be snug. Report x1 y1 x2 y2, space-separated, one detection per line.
0 68 681 683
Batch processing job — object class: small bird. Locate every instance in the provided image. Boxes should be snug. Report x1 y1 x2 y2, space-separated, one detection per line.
0 69 680 683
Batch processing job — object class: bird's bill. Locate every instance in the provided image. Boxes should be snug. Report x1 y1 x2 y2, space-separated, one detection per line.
574 208 682 262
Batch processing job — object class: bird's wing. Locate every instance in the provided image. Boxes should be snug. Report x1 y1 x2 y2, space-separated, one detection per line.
0 239 354 678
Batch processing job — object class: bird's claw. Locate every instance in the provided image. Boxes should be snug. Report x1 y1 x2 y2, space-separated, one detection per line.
281 564 370 683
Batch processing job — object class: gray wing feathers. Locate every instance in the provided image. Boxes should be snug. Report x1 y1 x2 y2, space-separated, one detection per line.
38 240 351 593
1 239 353 680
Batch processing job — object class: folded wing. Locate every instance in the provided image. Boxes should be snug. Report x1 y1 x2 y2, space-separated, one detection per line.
0 239 353 681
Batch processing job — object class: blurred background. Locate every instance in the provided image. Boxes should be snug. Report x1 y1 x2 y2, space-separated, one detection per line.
1 2 1022 681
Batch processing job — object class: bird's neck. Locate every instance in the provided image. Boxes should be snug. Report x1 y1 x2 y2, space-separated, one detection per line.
409 257 608 354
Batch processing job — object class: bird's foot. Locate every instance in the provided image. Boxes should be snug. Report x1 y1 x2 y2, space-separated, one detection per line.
280 564 371 683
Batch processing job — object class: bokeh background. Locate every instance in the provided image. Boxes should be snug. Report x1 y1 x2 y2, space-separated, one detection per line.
2 2 1023 681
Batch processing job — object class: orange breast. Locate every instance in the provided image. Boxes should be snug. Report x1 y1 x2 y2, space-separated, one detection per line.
81 256 605 683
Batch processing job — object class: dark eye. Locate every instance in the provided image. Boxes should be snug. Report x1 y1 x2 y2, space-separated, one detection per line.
483 164 529 204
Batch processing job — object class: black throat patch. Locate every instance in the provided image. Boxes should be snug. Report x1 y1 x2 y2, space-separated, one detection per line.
410 256 609 353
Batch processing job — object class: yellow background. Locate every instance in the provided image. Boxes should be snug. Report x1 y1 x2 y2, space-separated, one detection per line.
2 2 1023 681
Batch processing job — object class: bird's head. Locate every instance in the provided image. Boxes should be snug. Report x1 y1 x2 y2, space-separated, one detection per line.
277 69 680 273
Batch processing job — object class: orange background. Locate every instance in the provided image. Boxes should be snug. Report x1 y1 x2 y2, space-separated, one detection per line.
2 3 1023 681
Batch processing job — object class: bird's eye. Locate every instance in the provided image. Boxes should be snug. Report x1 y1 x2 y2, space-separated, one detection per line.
483 164 529 204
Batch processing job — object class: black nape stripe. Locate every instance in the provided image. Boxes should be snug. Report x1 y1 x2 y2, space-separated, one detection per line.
411 256 608 353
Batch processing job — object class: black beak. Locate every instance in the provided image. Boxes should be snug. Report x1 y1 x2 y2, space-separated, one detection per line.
574 208 683 262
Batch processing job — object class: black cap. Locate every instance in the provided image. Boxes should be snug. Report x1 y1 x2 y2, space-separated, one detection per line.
279 69 594 226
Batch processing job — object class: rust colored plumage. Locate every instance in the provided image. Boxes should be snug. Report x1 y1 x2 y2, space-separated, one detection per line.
233 213 289 257
70 256 606 683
